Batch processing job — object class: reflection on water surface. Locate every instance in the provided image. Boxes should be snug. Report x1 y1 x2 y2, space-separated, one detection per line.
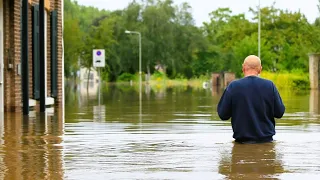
0 83 320 179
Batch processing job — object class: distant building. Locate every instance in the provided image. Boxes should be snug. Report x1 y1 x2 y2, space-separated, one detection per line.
77 80 99 98
154 62 166 73
78 67 99 83
211 72 236 87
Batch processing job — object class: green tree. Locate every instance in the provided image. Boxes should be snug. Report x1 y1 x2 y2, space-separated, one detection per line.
63 0 319 81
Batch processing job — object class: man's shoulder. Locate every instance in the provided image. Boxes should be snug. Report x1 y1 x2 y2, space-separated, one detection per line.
257 76 274 84
226 78 242 88
227 77 275 90
258 77 276 87
225 79 241 90
237 76 274 84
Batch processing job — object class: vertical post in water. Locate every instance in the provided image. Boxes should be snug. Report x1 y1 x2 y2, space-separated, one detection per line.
139 33 142 88
98 67 101 121
309 53 320 89
39 0 46 112
22 0 29 115
139 33 142 125
258 0 261 58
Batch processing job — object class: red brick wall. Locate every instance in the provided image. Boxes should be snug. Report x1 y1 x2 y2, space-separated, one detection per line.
211 73 220 86
13 0 22 112
3 0 11 111
47 9 51 97
211 72 235 90
3 0 63 112
3 0 22 112
53 0 63 105
3 0 9 111
224 72 236 87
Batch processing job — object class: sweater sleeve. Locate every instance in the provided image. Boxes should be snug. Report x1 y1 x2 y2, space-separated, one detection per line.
217 89 232 120
273 83 285 118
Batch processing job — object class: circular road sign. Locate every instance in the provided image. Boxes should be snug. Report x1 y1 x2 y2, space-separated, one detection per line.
96 51 102 56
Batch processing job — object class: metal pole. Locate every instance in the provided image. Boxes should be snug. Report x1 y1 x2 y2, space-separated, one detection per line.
138 33 142 125
139 33 142 87
98 68 100 105
125 30 142 124
22 0 29 115
258 0 261 58
98 68 101 121
39 0 46 112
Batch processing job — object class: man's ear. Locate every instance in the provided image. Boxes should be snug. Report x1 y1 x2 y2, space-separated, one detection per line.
256 66 261 75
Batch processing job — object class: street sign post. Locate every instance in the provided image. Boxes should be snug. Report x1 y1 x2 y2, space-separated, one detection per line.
93 49 105 111
93 49 105 67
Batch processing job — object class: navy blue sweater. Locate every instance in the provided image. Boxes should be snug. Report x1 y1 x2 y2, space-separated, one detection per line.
217 76 285 143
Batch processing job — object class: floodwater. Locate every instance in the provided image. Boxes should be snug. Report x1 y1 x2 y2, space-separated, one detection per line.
1 82 320 179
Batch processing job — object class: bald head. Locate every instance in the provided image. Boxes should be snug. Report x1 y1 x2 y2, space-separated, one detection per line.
242 55 262 76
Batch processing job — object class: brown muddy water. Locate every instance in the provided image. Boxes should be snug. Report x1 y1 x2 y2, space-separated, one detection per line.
1 82 320 180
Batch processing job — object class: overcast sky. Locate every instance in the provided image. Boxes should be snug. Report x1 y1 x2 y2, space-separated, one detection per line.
75 0 320 26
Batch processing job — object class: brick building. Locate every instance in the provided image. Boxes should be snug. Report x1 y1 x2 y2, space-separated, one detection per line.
0 0 64 113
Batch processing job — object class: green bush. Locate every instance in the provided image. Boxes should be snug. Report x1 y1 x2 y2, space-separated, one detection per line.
100 71 110 81
117 73 135 82
292 79 309 90
174 73 186 80
151 71 167 80
292 74 309 90
260 71 309 90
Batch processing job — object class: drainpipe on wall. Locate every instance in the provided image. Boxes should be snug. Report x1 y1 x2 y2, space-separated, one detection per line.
39 0 46 112
21 0 29 115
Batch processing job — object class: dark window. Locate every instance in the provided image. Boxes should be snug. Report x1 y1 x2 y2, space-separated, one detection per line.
32 5 40 100
51 10 58 98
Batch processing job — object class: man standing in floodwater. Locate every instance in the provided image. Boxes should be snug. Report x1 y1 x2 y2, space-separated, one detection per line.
217 55 285 144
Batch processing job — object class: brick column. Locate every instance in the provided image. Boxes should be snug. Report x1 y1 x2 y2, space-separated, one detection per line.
46 1 53 97
13 0 22 112
309 53 320 89
211 73 220 86
54 0 63 105
224 72 236 87
3 0 11 111
3 0 22 112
